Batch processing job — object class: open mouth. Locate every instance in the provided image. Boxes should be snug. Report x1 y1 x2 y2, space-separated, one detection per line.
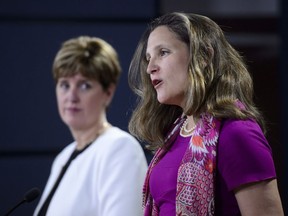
152 79 162 88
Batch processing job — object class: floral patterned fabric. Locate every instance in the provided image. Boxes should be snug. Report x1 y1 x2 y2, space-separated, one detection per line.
143 113 221 216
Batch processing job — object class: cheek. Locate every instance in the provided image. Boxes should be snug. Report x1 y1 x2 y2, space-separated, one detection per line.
87 94 105 110
173 67 189 84
175 72 190 94
56 92 62 105
56 93 65 113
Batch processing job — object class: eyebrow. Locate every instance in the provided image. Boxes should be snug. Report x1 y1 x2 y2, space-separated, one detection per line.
146 44 166 56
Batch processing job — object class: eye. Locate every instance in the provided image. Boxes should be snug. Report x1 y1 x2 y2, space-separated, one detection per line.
79 82 92 91
58 80 69 90
160 49 169 57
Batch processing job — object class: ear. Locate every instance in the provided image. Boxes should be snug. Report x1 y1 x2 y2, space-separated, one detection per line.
105 83 116 107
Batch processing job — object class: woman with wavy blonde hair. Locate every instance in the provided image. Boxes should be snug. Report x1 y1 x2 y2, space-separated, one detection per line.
129 12 283 215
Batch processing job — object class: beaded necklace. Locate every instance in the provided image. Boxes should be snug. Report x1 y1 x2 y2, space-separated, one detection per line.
181 117 196 133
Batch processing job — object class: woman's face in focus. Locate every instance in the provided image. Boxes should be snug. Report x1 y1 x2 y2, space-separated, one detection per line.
146 26 190 107
56 73 112 131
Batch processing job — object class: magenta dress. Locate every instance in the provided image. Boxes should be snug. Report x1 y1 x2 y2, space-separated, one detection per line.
150 134 189 215
149 119 276 215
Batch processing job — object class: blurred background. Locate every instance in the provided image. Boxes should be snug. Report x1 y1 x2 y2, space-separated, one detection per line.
0 0 287 215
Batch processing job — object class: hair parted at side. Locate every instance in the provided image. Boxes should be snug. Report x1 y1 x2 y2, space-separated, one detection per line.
128 12 265 150
52 36 121 91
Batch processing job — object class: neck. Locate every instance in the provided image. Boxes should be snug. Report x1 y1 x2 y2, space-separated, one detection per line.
73 121 111 150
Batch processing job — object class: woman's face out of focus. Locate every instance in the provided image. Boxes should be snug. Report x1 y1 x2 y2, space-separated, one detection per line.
56 73 112 131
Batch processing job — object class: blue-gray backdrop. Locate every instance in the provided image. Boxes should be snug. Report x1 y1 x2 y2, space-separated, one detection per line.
0 0 286 215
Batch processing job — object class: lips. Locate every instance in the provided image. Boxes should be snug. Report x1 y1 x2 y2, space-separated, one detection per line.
152 79 162 88
66 107 81 112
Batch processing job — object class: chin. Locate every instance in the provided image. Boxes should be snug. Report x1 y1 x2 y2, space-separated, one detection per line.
157 97 170 105
64 120 82 129
157 96 166 104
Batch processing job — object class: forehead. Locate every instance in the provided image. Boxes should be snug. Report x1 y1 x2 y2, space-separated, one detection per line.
146 26 189 58
58 73 89 81
151 25 179 39
147 26 182 50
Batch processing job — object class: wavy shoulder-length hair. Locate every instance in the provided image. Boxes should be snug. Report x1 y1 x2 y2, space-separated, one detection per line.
128 12 265 150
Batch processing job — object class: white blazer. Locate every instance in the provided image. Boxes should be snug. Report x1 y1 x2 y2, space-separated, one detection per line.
34 127 148 216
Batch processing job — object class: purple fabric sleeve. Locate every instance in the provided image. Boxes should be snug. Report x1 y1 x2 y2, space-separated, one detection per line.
218 119 276 191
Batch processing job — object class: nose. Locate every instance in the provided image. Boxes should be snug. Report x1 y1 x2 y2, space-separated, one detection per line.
146 58 158 74
67 87 79 103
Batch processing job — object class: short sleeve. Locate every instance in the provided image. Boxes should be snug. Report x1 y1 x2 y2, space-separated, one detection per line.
218 119 276 191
